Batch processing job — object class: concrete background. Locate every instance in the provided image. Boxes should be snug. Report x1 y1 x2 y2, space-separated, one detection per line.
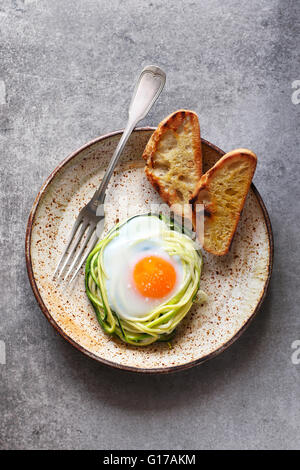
0 0 299 450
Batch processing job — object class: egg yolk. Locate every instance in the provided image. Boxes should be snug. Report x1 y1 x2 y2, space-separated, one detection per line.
133 256 177 299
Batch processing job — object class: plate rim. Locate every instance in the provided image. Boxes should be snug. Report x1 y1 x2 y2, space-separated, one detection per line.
25 127 274 374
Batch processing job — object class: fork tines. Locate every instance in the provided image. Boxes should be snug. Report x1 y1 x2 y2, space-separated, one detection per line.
53 219 98 284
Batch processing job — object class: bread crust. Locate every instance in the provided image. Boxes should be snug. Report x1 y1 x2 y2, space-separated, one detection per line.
143 110 202 213
190 148 257 255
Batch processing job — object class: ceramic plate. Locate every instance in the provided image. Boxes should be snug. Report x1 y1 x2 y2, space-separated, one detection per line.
25 128 273 373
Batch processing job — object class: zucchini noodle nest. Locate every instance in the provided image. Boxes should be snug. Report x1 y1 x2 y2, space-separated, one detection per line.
85 214 203 346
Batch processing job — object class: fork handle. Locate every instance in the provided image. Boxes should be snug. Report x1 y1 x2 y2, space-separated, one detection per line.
92 65 166 205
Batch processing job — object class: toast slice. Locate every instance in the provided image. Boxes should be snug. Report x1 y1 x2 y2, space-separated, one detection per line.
143 110 202 215
190 148 257 255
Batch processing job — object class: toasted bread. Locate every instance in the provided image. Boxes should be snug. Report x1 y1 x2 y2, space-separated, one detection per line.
190 149 257 255
143 110 202 214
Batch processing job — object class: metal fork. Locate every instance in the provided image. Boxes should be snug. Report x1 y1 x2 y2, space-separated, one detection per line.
53 65 166 283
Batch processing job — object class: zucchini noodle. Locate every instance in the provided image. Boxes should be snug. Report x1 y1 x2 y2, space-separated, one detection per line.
85 214 203 346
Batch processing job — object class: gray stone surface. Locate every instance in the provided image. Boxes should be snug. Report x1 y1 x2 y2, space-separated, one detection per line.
0 0 299 450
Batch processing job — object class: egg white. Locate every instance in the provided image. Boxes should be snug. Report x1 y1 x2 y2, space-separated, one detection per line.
102 216 183 320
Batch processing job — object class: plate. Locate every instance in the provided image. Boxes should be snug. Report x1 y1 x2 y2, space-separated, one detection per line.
25 128 273 373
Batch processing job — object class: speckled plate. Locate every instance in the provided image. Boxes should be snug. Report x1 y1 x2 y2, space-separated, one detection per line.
25 128 273 373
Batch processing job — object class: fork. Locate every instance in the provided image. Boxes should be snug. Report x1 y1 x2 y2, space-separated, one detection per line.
53 65 166 283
